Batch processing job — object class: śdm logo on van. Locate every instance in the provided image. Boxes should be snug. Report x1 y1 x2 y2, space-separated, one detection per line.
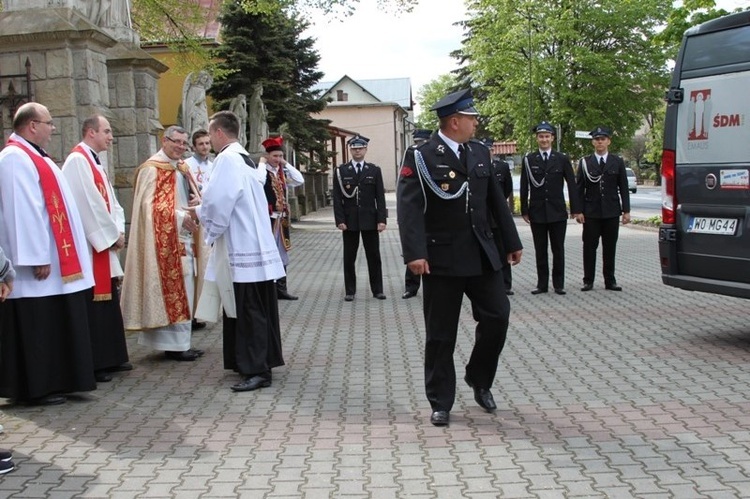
687 89 711 141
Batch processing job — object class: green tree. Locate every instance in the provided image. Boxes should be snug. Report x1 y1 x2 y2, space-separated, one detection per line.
414 74 461 131
209 1 331 169
463 0 671 156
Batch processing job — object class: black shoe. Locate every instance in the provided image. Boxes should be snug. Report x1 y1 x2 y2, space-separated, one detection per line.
0 460 15 475
373 293 386 300
277 290 299 300
605 283 622 291
231 375 271 392
506 289 515 295
554 288 566 295
401 290 417 299
189 348 205 357
0 449 13 462
430 410 450 426
344 294 355 302
26 395 66 406
465 376 497 412
531 288 548 295
580 283 593 291
94 370 113 383
106 362 133 373
191 319 206 331
164 350 198 362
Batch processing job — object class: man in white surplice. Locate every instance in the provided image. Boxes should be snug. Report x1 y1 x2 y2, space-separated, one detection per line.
194 110 285 392
62 114 130 380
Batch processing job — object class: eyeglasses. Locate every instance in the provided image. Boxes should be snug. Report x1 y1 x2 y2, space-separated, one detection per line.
32 119 55 127
164 136 189 147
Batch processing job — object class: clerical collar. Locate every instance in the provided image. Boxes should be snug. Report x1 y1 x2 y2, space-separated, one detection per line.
87 146 101 165
25 139 49 157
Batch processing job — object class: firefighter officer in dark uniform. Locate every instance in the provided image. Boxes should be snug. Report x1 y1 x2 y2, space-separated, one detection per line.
483 137 516 295
402 129 432 299
332 135 387 301
520 121 582 295
576 126 630 291
397 89 523 427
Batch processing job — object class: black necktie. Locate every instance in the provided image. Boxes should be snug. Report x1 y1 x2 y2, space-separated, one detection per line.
543 151 548 162
458 144 467 169
599 157 605 168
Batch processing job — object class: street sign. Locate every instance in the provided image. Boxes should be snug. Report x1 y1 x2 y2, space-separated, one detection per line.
575 130 592 139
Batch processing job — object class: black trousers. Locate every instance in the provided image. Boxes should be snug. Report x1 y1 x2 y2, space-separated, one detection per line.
223 280 284 376
404 267 421 293
342 230 383 295
423 271 509 412
530 220 568 290
582 216 620 285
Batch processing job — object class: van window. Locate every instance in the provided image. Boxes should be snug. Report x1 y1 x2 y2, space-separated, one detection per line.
682 26 750 72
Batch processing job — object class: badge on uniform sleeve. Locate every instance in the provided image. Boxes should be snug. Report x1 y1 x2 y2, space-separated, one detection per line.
448 171 456 179
436 145 445 155
441 183 450 191
400 165 414 178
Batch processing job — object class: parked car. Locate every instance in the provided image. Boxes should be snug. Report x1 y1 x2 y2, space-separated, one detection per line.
625 168 637 193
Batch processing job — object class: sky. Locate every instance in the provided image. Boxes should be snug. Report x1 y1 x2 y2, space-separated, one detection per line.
302 0 467 98
303 0 749 104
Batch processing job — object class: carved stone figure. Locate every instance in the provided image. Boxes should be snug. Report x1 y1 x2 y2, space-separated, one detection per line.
246 83 270 154
229 94 248 148
181 71 213 137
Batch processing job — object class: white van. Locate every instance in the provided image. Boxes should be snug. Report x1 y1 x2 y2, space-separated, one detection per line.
659 10 750 299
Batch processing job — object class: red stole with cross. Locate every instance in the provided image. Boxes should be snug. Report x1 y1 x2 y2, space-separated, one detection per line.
72 144 113 300
4 138 84 283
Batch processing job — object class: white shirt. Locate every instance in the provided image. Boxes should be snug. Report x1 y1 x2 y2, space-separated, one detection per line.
196 141 285 283
62 142 126 277
0 134 94 297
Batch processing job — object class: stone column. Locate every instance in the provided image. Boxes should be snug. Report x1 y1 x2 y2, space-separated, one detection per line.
0 8 116 160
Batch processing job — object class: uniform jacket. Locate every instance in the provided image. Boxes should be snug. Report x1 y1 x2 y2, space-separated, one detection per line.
397 134 522 277
576 153 631 219
332 161 387 231
492 158 513 200
520 150 580 223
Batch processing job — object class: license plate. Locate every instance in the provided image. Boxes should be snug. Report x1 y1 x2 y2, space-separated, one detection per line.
687 217 738 235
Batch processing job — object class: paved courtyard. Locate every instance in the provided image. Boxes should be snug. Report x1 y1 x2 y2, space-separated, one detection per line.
1 193 749 498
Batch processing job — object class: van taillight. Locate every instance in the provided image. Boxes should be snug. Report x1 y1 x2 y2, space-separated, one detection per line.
661 149 676 224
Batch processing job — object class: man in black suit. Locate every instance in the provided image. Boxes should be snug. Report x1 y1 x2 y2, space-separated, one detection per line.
483 137 516 295
397 89 523 427
520 122 582 295
402 129 431 299
332 135 387 301
576 126 631 291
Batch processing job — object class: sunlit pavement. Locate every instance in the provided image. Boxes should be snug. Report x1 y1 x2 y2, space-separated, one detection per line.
1 192 748 498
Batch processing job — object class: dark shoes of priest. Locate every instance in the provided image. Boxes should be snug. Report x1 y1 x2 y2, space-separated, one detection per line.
231 374 272 392
464 375 497 412
401 290 417 299
605 283 623 291
581 283 594 291
191 319 206 330
430 410 450 426
531 288 548 295
95 370 113 383
164 349 204 362
277 290 299 300
554 288 566 295
106 362 133 372
25 395 66 406
373 293 386 300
